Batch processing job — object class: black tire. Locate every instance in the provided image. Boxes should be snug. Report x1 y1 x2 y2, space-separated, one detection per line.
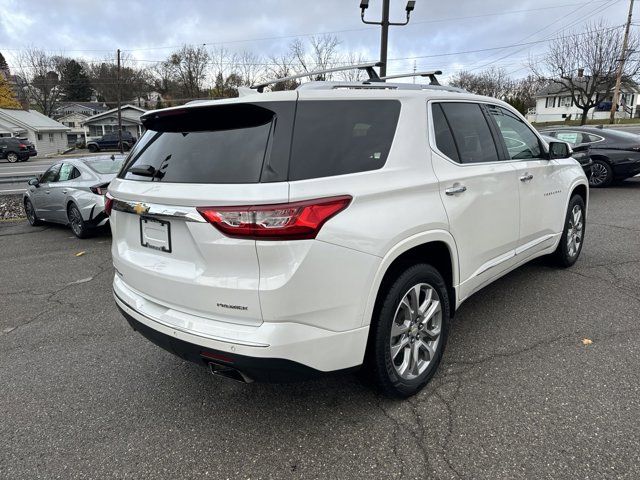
6 152 19 163
553 195 586 268
88 144 98 153
589 159 613 187
369 264 450 398
67 203 91 239
24 198 43 226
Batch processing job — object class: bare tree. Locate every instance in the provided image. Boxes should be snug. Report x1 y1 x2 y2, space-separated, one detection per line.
88 54 152 106
530 21 640 125
449 67 515 99
237 50 265 86
336 51 368 82
266 53 299 91
168 45 210 98
16 48 64 115
290 35 341 80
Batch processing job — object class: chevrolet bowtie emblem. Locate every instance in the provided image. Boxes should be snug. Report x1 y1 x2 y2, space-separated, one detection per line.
133 203 149 215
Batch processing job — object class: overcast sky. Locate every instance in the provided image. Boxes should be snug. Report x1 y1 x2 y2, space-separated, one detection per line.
0 0 634 80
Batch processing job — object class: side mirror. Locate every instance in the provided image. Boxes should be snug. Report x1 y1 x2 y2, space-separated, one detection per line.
28 177 39 187
548 141 572 159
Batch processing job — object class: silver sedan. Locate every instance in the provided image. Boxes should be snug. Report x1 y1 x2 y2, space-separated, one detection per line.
23 155 125 238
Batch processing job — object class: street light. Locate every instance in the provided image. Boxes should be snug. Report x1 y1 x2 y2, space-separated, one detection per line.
360 0 416 77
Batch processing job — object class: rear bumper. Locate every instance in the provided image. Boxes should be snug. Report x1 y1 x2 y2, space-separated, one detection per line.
113 276 369 380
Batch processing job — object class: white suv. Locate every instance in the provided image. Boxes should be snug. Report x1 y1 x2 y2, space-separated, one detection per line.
107 80 587 397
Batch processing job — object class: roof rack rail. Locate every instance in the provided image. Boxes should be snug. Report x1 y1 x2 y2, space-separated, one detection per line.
379 70 443 86
251 62 383 93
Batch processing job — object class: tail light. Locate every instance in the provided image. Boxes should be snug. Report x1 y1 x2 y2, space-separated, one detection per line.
104 192 114 216
197 195 352 240
19 143 26 149
90 182 110 195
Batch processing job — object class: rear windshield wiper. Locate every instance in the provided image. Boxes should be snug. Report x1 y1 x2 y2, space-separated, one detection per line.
128 164 164 179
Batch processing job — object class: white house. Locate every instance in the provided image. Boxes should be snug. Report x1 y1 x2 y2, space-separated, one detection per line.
53 101 108 118
57 112 89 146
0 108 70 156
82 104 147 140
527 78 640 123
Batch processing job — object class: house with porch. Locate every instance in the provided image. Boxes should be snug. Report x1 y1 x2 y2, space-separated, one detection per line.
527 78 640 123
82 104 146 140
0 108 70 156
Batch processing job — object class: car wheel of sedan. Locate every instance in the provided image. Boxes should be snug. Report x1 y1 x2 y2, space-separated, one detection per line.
369 264 450 398
6 152 18 163
24 198 43 226
553 194 585 268
589 160 612 187
67 203 91 239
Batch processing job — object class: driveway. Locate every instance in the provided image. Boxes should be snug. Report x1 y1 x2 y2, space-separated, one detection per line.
1 180 639 479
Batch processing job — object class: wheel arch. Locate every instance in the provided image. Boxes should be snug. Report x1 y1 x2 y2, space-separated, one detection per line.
362 230 459 330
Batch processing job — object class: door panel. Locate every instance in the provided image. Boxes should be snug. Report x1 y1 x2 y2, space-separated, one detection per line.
34 164 61 221
485 105 566 255
430 101 521 300
431 153 520 297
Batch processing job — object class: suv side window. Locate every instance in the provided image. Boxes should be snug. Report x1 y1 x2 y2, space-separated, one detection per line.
289 100 401 180
437 102 499 164
40 164 61 183
487 105 542 159
431 103 460 163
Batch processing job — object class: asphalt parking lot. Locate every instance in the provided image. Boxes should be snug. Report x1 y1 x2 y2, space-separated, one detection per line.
1 180 640 479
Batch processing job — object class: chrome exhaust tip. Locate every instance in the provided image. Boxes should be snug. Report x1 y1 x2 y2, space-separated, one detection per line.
208 362 253 384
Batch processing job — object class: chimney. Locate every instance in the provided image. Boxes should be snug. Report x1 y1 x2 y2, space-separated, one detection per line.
577 68 584 78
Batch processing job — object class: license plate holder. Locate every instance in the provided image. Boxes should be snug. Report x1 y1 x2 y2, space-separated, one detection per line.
140 217 172 253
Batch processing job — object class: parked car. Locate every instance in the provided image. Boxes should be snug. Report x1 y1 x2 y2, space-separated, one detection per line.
87 132 136 153
15 137 37 158
0 137 36 162
107 82 588 398
541 126 640 187
540 134 592 177
24 155 125 238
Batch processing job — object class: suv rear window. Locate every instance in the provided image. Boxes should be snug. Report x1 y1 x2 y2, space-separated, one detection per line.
120 102 294 183
289 100 400 180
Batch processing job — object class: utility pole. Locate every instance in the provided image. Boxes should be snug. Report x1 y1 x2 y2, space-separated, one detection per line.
609 0 635 124
116 48 123 154
360 0 416 78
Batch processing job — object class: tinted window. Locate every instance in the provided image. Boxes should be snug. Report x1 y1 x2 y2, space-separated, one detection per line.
431 103 460 162
121 102 294 183
439 103 499 163
487 105 541 159
289 100 400 180
40 164 61 183
583 133 604 143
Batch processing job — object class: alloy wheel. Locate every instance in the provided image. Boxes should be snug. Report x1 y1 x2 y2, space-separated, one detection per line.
566 204 583 257
69 207 83 236
589 162 608 186
7 153 18 163
25 200 36 224
389 283 442 380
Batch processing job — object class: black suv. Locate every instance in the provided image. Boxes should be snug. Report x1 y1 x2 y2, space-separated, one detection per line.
87 131 136 152
0 137 36 162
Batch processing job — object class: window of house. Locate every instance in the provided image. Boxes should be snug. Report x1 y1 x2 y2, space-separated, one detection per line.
37 133 42 141
545 97 555 108
48 133 54 142
562 96 573 107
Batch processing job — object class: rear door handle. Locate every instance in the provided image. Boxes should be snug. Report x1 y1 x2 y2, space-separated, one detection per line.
520 173 534 182
445 184 467 195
